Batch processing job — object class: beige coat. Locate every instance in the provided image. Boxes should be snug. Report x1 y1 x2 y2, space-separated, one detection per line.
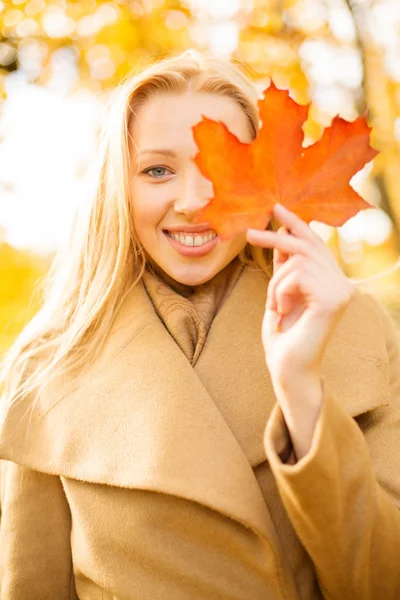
1 265 400 599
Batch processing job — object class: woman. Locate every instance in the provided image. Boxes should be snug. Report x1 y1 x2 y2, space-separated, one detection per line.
0 49 399 600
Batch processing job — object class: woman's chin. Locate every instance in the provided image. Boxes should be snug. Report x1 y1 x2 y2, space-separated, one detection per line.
167 269 216 287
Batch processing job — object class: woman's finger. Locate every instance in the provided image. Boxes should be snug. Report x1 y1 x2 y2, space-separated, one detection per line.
267 254 320 311
273 227 290 274
274 269 316 317
272 203 322 246
246 228 313 257
247 225 337 272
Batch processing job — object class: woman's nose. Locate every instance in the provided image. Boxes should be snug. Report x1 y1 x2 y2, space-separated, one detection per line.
173 170 213 217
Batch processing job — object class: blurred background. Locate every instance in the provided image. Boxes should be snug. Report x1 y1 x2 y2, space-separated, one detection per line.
1 0 400 354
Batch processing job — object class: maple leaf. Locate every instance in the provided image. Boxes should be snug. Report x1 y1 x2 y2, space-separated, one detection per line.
191 82 378 240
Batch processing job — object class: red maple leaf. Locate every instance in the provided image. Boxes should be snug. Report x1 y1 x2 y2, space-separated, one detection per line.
191 82 378 240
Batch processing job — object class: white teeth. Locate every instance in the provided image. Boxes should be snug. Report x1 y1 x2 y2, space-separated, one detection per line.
168 231 217 247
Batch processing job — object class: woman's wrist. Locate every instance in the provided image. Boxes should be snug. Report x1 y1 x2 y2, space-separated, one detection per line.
271 372 323 461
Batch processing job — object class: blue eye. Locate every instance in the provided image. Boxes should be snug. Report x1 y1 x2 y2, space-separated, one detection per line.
143 166 172 179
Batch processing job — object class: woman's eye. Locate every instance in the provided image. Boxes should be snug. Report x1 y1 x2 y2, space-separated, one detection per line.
142 166 172 179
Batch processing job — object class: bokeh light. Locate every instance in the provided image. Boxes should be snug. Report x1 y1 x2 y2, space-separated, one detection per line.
1 0 400 347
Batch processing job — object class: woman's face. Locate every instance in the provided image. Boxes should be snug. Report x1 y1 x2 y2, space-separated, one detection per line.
130 91 253 286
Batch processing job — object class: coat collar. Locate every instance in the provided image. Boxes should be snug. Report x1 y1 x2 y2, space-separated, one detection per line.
0 266 390 542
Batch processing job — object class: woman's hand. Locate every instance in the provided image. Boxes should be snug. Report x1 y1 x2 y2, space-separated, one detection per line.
247 203 354 382
246 203 355 459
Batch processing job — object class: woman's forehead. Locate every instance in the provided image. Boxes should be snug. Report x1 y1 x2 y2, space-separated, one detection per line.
131 91 252 149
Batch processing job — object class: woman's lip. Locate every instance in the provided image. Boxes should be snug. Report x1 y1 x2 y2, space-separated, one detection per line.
163 224 214 234
163 231 219 257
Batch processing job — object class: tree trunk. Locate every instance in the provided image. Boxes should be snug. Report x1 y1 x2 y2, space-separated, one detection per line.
344 0 400 247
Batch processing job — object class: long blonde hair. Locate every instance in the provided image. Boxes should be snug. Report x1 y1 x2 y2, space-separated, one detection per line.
0 48 272 408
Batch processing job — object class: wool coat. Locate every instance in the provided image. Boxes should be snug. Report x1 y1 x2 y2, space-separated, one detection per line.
0 263 400 599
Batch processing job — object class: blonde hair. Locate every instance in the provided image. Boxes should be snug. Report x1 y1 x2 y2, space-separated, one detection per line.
0 48 272 408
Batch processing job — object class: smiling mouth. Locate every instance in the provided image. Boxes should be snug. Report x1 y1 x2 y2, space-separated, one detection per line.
164 230 217 247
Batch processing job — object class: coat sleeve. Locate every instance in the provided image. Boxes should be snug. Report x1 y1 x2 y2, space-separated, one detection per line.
263 296 400 600
0 459 79 599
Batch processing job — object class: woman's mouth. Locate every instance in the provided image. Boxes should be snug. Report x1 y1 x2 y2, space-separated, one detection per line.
163 229 219 257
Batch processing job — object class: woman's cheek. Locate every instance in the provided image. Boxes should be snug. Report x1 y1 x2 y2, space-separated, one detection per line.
132 183 163 228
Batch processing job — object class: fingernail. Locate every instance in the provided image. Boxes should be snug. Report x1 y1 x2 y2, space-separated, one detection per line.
247 228 261 236
274 203 287 213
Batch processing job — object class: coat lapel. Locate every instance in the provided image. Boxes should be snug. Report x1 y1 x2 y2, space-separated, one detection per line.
0 267 390 543
0 277 276 541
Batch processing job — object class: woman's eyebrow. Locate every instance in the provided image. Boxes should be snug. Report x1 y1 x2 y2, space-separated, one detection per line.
138 149 177 157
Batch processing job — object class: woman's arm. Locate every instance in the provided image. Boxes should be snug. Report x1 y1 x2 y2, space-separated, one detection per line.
247 202 355 461
263 298 400 599
247 204 400 599
0 460 78 599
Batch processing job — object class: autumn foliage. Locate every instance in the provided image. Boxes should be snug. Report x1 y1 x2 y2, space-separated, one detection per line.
192 83 378 240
